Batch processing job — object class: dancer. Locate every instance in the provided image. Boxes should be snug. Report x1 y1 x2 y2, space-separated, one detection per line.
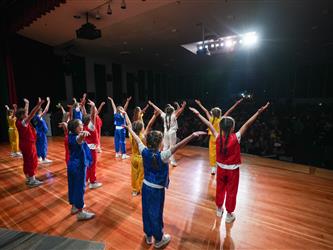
107 96 131 159
148 100 186 167
4 104 21 157
132 103 149 122
96 101 105 153
195 98 243 175
32 97 52 163
83 100 102 189
127 125 205 248
124 109 159 196
16 98 45 187
189 102 270 223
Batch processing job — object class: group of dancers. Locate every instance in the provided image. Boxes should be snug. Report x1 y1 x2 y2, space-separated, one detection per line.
4 93 269 249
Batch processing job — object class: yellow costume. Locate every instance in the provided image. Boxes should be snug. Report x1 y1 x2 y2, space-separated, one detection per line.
129 133 145 193
7 115 19 153
208 116 221 167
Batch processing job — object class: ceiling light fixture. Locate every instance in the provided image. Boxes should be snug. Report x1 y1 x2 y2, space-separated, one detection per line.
121 0 126 9
95 10 101 19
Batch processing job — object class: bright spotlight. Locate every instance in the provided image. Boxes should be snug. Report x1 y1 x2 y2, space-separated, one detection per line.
205 45 208 48
211 44 215 48
243 32 258 47
220 43 224 47
216 43 219 47
225 40 233 48
199 46 203 49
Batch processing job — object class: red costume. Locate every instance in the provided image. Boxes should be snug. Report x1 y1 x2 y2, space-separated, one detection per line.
83 122 98 183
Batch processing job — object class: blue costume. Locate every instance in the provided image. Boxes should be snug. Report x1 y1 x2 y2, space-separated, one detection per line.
141 148 170 242
32 115 48 159
67 133 92 209
73 109 83 121
114 113 126 154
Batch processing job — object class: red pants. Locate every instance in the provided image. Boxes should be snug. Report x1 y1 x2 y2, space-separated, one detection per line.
86 149 97 183
215 167 239 213
20 142 38 177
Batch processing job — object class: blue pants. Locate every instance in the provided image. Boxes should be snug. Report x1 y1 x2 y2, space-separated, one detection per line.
67 163 86 209
142 183 165 241
36 132 47 159
114 128 126 153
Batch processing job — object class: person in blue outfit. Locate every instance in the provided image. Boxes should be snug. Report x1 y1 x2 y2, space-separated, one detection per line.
108 96 131 159
67 118 95 221
127 126 206 248
32 97 52 164
72 93 87 121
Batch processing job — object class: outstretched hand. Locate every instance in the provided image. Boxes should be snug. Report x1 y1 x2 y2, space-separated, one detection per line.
189 107 200 115
127 96 132 102
258 102 270 114
5 105 9 110
46 97 50 102
181 101 187 106
87 99 95 107
80 131 90 137
192 131 207 137
23 98 29 103
107 96 113 101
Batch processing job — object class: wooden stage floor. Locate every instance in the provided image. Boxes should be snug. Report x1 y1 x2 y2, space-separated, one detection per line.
0 137 332 250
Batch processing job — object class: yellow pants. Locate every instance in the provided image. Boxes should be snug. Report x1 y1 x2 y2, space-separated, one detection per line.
209 135 216 167
8 128 19 153
131 155 144 193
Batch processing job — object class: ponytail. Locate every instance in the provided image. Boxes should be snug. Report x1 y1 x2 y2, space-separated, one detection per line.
151 151 159 170
219 116 235 156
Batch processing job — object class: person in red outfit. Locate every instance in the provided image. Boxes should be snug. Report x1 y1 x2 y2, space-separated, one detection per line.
190 102 270 223
83 100 102 189
96 101 105 153
16 98 45 187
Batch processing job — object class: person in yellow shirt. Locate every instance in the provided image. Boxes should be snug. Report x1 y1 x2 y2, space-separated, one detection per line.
123 108 159 196
132 103 149 122
195 99 243 175
5 104 22 157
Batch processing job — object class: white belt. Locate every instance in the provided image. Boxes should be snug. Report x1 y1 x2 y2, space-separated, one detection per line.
143 179 164 189
217 162 240 170
8 128 14 130
88 144 97 150
115 126 124 130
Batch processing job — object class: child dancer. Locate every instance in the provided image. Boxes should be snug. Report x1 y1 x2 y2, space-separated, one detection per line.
33 97 52 163
195 99 243 175
107 96 131 159
189 102 270 223
67 119 95 220
16 98 45 187
96 101 105 153
58 112 70 164
132 103 149 122
128 126 205 248
83 100 102 189
148 100 186 167
124 109 159 196
5 104 21 157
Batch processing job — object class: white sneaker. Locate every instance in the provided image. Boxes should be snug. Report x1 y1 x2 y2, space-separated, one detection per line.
41 158 52 164
89 182 102 189
14 152 22 158
71 206 79 215
97 147 102 153
211 166 216 175
132 191 138 197
171 161 177 167
77 210 95 221
10 152 15 157
145 234 153 245
27 178 43 187
122 154 130 159
154 234 171 249
225 213 236 223
115 153 121 158
38 157 42 162
216 207 224 217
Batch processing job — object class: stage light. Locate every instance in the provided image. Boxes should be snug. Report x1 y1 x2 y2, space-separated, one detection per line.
199 46 203 49
220 42 224 47
243 32 258 46
95 10 101 19
225 40 233 48
216 43 219 47
107 4 112 15
121 0 126 9
205 45 208 48
211 44 215 48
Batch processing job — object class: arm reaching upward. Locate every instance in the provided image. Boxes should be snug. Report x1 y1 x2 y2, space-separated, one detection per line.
174 101 180 111
108 97 117 114
175 101 186 118
238 102 270 136
122 110 132 130
148 100 164 115
127 125 143 146
97 101 106 114
12 104 17 116
144 110 160 136
224 98 243 117
141 103 149 114
124 96 132 111
41 97 50 117
195 99 211 120
189 107 218 138
23 98 29 116
25 98 45 125
87 99 97 126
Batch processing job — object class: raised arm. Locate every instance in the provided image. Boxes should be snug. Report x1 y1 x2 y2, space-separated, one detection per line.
87 99 97 126
122 110 132 130
108 97 117 114
67 104 73 120
175 101 186 118
97 101 106 114
23 98 29 116
238 102 270 136
4 105 10 117
195 99 211 120
169 131 206 155
57 103 66 115
173 101 180 111
25 98 45 125
41 97 50 117
80 102 87 116
224 98 243 117
144 110 160 136
148 100 163 115
127 125 144 146
124 96 132 112
141 103 149 114
12 104 17 115
189 107 218 138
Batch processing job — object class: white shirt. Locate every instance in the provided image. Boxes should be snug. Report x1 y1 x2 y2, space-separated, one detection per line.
161 112 178 133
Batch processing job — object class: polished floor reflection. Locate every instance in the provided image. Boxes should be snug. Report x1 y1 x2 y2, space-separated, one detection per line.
0 137 332 249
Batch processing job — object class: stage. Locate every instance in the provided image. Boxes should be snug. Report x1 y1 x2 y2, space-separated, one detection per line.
0 136 332 249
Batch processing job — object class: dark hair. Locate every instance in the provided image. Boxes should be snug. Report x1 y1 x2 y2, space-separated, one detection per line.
146 130 163 170
211 107 222 125
132 121 144 135
83 114 91 126
116 106 123 114
219 117 235 155
68 119 82 134
15 108 26 120
133 106 141 121
165 105 175 131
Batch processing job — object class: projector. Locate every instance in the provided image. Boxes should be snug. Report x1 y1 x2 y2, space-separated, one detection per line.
76 22 101 40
